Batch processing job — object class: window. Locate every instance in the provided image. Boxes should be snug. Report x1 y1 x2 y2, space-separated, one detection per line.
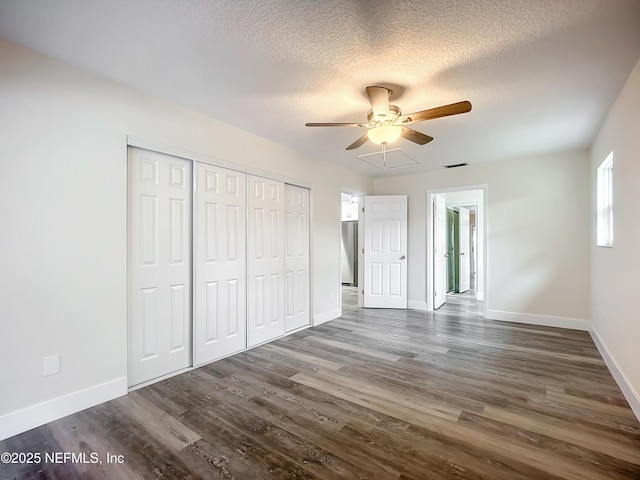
596 151 613 247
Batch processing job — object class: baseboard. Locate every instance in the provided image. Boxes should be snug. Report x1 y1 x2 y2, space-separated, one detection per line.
0 377 127 441
313 308 341 326
485 310 589 331
408 300 427 311
589 328 640 421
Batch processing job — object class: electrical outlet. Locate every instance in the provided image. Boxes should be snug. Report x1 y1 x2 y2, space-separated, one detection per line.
43 354 60 376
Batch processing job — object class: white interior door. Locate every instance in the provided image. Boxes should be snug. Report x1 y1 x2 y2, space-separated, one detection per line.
458 206 470 293
193 163 246 366
433 194 447 309
363 195 407 308
128 148 192 387
247 175 285 346
284 184 310 332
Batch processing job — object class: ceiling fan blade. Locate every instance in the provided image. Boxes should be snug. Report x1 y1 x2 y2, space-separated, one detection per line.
400 126 434 145
397 100 472 124
366 86 391 119
346 133 369 150
305 122 368 127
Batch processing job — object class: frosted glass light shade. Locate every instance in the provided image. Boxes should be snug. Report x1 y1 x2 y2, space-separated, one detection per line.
367 123 402 145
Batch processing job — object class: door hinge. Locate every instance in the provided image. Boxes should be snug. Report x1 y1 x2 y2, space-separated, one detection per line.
362 248 365 254
362 289 364 295
362 207 365 213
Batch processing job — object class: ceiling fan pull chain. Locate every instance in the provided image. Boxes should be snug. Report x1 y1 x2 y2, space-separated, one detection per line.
382 143 386 167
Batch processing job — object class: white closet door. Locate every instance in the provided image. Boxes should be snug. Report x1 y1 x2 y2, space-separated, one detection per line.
193 163 246 366
284 185 310 332
128 148 192 387
247 175 285 347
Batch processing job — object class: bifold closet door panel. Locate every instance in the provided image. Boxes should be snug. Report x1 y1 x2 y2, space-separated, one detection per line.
247 175 285 347
284 185 310 332
194 163 247 366
128 148 192 387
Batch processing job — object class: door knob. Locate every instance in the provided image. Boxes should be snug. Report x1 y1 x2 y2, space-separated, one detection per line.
400 255 406 260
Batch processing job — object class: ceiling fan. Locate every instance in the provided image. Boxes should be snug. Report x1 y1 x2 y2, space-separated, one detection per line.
305 86 472 150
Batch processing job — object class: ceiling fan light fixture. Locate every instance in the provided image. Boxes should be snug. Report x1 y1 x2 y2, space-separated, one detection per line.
367 123 402 145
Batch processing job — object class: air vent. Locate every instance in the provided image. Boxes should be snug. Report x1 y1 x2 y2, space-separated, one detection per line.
444 162 469 169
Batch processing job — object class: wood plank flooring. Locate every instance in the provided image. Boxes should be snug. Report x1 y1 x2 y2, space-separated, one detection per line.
2 295 639 479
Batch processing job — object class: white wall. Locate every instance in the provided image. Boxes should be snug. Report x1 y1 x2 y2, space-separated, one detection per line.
374 150 591 327
590 57 640 417
0 38 372 436
444 190 483 206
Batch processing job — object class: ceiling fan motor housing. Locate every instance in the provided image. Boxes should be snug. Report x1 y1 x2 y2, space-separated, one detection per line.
367 105 401 125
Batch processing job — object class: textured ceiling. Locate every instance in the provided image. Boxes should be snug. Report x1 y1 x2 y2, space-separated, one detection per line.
1 0 639 177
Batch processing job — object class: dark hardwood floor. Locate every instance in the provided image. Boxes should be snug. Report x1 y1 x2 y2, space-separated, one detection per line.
2 292 639 479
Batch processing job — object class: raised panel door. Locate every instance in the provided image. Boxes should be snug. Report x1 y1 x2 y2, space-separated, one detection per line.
434 194 447 309
284 184 310 332
194 163 246 366
128 148 192 387
363 195 408 308
247 175 285 346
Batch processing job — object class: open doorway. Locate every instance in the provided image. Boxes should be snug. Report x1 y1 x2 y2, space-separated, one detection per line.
427 185 487 317
340 189 364 311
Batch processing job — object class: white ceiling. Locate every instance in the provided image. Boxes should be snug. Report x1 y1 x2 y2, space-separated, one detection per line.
1 0 639 177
